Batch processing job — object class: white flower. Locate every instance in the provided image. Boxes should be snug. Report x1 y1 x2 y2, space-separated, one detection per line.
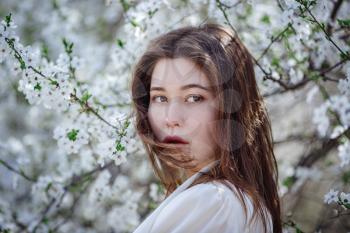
95 137 127 167
31 176 65 205
18 55 73 112
105 0 113 6
8 58 22 75
56 53 70 73
21 45 41 67
71 56 83 69
0 40 10 63
88 170 111 203
18 68 44 105
312 103 330 137
112 174 129 191
53 126 89 154
285 1 299 10
330 125 346 139
312 38 328 68
306 86 319 104
96 139 115 166
295 166 321 181
41 73 73 112
337 66 350 97
1 19 17 29
329 95 349 113
339 192 350 205
106 193 141 232
293 19 312 41
324 189 339 204
288 68 303 84
338 140 350 168
135 0 164 16
328 95 350 128
113 150 127 166
280 9 294 26
314 0 330 21
149 183 164 202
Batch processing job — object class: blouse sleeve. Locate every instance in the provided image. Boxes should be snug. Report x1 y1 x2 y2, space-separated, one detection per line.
150 182 271 233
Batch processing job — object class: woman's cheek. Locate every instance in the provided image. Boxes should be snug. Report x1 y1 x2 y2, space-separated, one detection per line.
147 107 163 137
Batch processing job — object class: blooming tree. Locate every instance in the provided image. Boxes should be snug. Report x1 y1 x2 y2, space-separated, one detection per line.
0 0 349 232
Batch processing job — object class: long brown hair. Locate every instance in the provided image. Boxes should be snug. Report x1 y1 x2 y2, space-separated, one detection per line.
130 23 281 233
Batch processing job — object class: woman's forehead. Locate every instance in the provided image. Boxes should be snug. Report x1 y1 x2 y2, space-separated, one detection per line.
151 57 210 87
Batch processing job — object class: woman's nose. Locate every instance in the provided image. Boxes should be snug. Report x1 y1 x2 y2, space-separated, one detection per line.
166 118 180 128
165 99 184 128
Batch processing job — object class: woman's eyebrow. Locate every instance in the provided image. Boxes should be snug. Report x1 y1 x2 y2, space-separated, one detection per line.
150 84 211 92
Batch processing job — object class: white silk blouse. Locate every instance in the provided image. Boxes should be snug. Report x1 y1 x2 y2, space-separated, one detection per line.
132 160 273 233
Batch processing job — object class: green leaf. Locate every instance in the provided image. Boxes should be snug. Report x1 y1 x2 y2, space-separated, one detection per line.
337 19 350 27
260 15 270 24
41 43 50 61
62 38 74 54
4 13 12 27
45 182 52 193
52 0 59 10
308 71 321 81
19 168 27 178
69 43 74 52
157 182 164 195
318 22 326 31
281 25 294 38
19 59 26 70
148 201 158 210
282 176 295 188
68 183 81 193
148 8 158 18
81 91 92 103
339 51 350 60
119 0 131 12
126 121 130 128
50 80 59 87
68 174 93 193
42 217 49 225
342 170 350 184
67 129 79 141
116 142 125 151
295 0 316 8
0 228 12 233
116 38 125 48
271 57 280 67
325 160 334 166
34 83 42 91
130 19 139 27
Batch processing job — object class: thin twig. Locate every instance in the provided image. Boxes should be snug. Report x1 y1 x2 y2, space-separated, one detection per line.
256 24 292 62
306 7 350 60
0 158 36 182
30 161 114 232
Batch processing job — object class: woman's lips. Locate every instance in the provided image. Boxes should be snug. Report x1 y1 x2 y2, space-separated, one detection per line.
162 135 189 144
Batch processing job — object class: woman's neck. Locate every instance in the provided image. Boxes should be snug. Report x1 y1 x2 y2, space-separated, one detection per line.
184 159 220 179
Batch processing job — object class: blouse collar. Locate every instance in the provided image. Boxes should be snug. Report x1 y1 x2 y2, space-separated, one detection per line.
132 159 220 233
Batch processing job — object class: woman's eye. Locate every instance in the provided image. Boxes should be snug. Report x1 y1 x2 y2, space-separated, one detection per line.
186 95 204 103
151 95 204 103
151 95 167 102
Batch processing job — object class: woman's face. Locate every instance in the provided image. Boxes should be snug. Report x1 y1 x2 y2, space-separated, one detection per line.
147 57 218 177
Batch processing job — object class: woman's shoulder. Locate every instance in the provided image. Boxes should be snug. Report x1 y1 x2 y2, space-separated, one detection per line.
168 180 237 208
175 180 273 232
151 180 251 233
170 180 254 222
181 179 245 203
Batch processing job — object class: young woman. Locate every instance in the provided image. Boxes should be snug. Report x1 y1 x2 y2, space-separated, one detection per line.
130 23 281 233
